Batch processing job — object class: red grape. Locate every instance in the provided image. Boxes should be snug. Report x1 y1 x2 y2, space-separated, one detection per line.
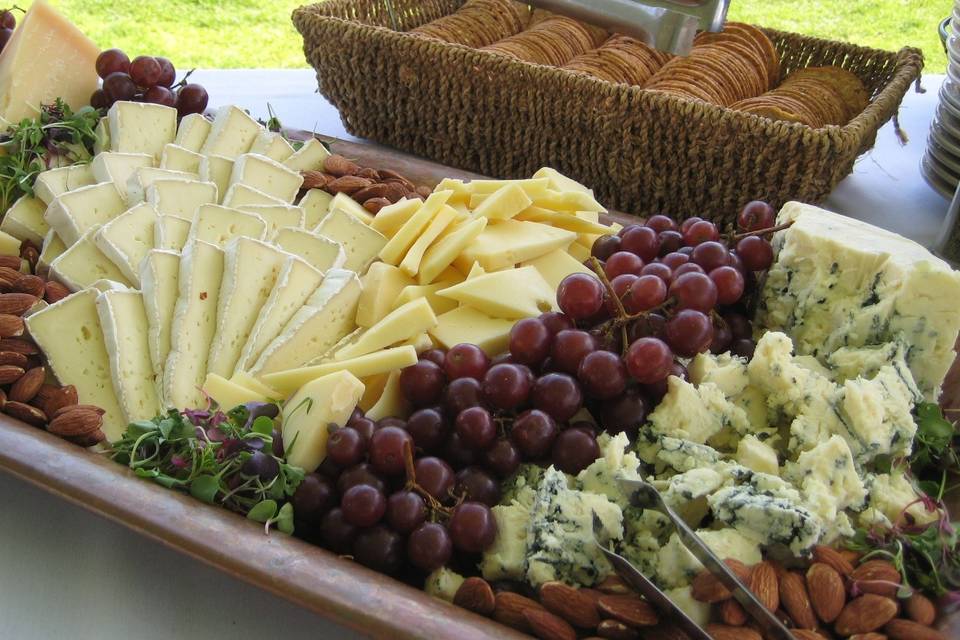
448 502 497 553
444 343 489 380
414 456 455 500
531 372 583 422
377 417 406 429
639 362 687 401
646 215 677 233
591 234 621 261
408 522 453 571
538 311 574 337
724 313 753 340
691 241 729 272
683 220 720 246
578 350 627 399
551 428 601 474
176 83 209 115
674 262 706 277
509 318 552 366
319 508 357 554
341 484 386 527
405 408 448 453
710 319 733 354
443 377 483 416
678 246 694 256
657 230 683 256
627 312 667 343
550 329 597 375
625 337 674 383
353 526 403 575
482 438 521 477
242 451 279 481
0 30 9 54
143 85 176 107
738 200 775 232
736 236 774 271
349 417 377 444
455 467 500 506
337 463 386 494
661 252 690 270
455 406 497 450
624 274 667 313
611 273 639 300
604 251 644 280
670 272 718 312
399 360 445 407
0 10 13 30
727 250 746 274
386 490 427 533
680 217 703 233
710 266 745 305
641 262 672 285
103 72 138 102
442 432 477 469
327 427 366 467
369 427 413 476
557 273 605 320
420 349 446 366
511 409 558 458
90 89 110 111
598 389 649 437
665 309 714 357
291 473 337 525
482 363 532 410
129 55 162 87
156 56 176 87
96 49 130 79
731 338 756 359
621 225 660 262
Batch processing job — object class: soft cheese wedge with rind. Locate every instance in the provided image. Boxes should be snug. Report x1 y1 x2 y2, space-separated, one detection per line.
758 202 960 401
314 210 387 273
155 215 191 252
235 256 324 374
200 106 262 159
222 183 286 208
281 371 364 472
249 131 295 163
25 288 126 440
229 153 303 203
206 237 288 378
174 113 211 152
237 204 304 236
146 179 218 218
37 230 66 275
263 345 418 397
272 226 345 273
44 182 127 246
437 265 556 319
186 204 266 247
252 269 361 375
95 289 161 423
199 155 234 203
162 241 225 409
160 144 203 174
49 225 133 291
107 101 177 162
299 189 333 229
92 203 158 285
0 196 48 246
140 249 179 404
91 152 153 194
335 298 437 361
282 138 330 172
34 165 95 206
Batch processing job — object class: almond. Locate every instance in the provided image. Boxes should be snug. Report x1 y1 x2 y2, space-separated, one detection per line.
791 631 828 640
300 170 333 190
3 400 46 426
780 570 818 629
852 560 901 598
416 185 433 199
20 245 39 271
493 591 545 631
70 428 105 448
0 266 23 285
596 595 657 628
595 619 638 640
378 168 415 188
0 255 22 270
0 350 27 367
362 197 392 215
596 574 631 595
719 597 748 626
904 593 936 626
840 549 863 566
0 337 39 355
383 181 409 203
523 608 576 640
807 563 846 623
356 167 381 180
749 561 780 612
884 618 947 640
323 154 360 177
691 559 751 602
453 577 495 616
53 403 104 419
836 594 899 636
351 183 391 203
41 384 78 417
0 293 37 316
849 634 888 640
9 366 44 403
326 175 373 195
0 313 24 337
813 545 855 576
47 406 103 437
0 364 24 384
12 274 45 297
704 623 761 640
43 281 70 303
539 581 600 628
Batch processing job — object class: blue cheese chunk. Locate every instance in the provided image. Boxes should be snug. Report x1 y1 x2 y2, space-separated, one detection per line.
665 587 712 627
480 501 530 582
424 567 465 603
839 365 920 462
860 470 940 529
649 436 724 473
648 377 751 445
736 435 780 475
708 483 823 555
577 432 643 507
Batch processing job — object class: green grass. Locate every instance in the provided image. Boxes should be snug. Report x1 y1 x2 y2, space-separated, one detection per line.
48 0 948 71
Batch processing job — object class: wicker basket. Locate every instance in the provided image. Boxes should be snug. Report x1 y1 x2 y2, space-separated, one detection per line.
293 0 923 222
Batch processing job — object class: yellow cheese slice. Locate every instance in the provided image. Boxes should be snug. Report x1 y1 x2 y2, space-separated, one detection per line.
468 183 533 221
359 373 389 412
365 369 410 421
522 248 592 290
401 332 435 353
335 298 437 361
417 216 487 285
263 345 418 397
567 240 591 262
532 167 593 195
330 192 375 225
466 262 486 279
398 204 459 276
429 306 514 356
0 230 21 257
465 178 551 199
437 265 556 319
515 207 612 234
453 219 576 273
532 189 606 213
393 281 459 315
379 190 452 265
230 371 281 399
203 373 268 410
282 371 365 472
356 262 416 328
369 198 420 236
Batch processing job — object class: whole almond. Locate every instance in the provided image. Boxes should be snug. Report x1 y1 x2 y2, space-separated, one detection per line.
595 619 638 640
749 561 780 612
780 570 818 629
453 577 495 616
523 608 576 640
596 595 658 627
704 624 761 640
836 594 899 635
884 618 947 640
12 275 44 297
356 167 381 180
807 563 846 623
0 255 22 270
852 560 901 598
791 631 828 640
0 350 27 367
53 403 105 419
3 400 46 426
904 593 936 625
493 591 545 631
691 559 751 602
596 575 631 595
840 549 863 566
9 366 44 403
0 266 22 285
0 364 24 384
719 597 748 626
0 313 24 337
300 170 332 190
352 183 390 203
44 280 70 303
20 245 39 270
0 337 39 355
813 545 855 576
41 385 78 417
70 428 105 448
539 581 600 628
416 185 433 199
323 154 360 177
326 175 373 195
383 181 409 203
849 634 888 640
363 197 392 215
48 406 102 437
0 293 37 316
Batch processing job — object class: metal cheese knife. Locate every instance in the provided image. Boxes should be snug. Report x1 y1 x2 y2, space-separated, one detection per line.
605 477 795 640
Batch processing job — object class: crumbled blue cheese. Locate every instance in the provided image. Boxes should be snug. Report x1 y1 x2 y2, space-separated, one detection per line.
480 501 531 582
665 586 712 627
708 483 823 555
648 377 751 445
655 533 703 588
577 432 644 507
860 470 940 529
736 434 780 475
500 463 544 506
839 365 920 462
424 567 465 602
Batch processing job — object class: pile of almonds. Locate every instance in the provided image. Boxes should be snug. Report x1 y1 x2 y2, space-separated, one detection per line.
689 545 945 640
0 249 106 447
300 154 433 215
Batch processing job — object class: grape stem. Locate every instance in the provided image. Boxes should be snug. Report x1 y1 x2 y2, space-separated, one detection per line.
732 220 794 241
402 440 454 519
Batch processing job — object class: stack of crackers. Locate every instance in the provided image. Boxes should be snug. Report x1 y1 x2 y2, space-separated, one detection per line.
481 15 608 67
644 22 779 106
410 0 530 48
563 35 673 86
731 67 870 127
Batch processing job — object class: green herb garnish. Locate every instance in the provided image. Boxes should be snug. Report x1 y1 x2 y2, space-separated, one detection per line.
0 99 102 213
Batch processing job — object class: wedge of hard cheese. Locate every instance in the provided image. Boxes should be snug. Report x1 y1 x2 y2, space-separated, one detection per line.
282 370 364 472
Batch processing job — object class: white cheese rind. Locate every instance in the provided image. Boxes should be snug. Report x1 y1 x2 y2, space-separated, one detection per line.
186 204 267 248
91 152 153 193
126 167 197 205
272 226 345 273
48 225 133 292
160 144 203 174
0 196 49 245
154 215 192 252
249 131 295 162
198 155 234 204
174 113 212 152
282 138 330 172
92 203 158 285
146 179 218 218
238 204 304 236
33 165 95 205
228 153 303 203
107 101 178 162
200 106 262 159
44 182 127 246
140 250 180 405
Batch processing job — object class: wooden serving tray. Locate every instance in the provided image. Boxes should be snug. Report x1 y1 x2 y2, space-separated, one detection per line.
0 135 956 639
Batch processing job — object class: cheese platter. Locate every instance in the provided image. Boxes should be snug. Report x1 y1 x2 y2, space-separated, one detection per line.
0 2 958 640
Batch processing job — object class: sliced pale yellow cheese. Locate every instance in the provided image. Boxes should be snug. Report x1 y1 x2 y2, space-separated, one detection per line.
429 306 514 356
335 298 437 361
229 153 303 203
522 248 592 290
155 215 192 252
0 230 20 257
282 138 330 173
359 373 389 412
0 196 48 246
222 183 285 208
187 204 266 248
92 203 158 285
160 144 203 174
44 182 127 246
369 198 420 236
263 345 418 397
314 209 386 273
48 225 133 291
91 152 153 193
273 226 345 273
532 189 606 213
140 249 179 403
330 192 375 225
356 262 415 328
199 155 234 203
393 281 459 315
466 262 486 279
299 189 333 228
203 373 268 410
108 102 178 163
469 183 533 221
37 230 66 275
516 206 612 234
126 167 197 204
467 178 551 198
437 265 555 319
146 179 218 219
174 113 212 152
567 240 591 262
417 216 487 285
230 371 281 400
249 131 295 163
93 117 110 155
282 370 364 472
378 190 452 265
402 332 435 353
453 219 576 272
237 204 304 236
365 369 410 421
200 106 262 159
399 204 459 276
34 165 95 206
532 167 594 195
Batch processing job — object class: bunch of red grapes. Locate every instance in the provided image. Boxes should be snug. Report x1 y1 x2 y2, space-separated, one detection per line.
0 9 17 53
90 49 209 117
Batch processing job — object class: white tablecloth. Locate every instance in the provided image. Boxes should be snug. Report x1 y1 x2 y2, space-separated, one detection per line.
0 70 951 640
